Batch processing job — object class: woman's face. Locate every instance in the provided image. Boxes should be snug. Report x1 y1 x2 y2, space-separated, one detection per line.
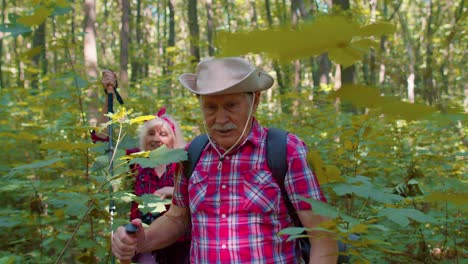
144 124 174 151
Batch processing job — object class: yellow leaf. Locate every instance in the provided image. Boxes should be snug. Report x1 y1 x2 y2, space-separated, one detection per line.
351 38 379 51
307 150 326 181
21 47 42 59
107 106 132 123
330 84 382 108
424 192 468 206
349 223 369 234
380 101 437 121
323 165 343 183
119 150 150 160
216 15 362 62
129 115 156 124
358 22 396 37
329 45 365 68
18 6 52 26
343 140 356 150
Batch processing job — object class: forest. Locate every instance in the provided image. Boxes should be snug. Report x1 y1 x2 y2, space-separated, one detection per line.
0 0 466 263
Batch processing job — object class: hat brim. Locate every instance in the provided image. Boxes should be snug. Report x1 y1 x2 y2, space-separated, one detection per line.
179 70 274 95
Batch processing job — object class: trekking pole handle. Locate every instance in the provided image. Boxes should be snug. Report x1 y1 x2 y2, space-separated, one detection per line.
124 223 139 235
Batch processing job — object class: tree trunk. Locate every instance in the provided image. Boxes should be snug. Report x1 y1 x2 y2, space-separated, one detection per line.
0 0 6 88
423 0 437 105
31 22 47 91
120 0 130 89
367 0 377 85
265 0 289 113
84 0 99 125
166 0 176 101
249 0 258 29
397 11 416 103
222 0 232 32
379 0 388 85
188 0 200 64
205 0 215 56
131 0 142 83
332 0 354 89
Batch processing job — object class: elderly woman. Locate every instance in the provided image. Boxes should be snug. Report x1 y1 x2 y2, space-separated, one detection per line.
93 70 190 264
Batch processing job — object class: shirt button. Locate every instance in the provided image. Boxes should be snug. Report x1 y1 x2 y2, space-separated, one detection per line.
221 214 226 218
225 156 230 160
221 184 227 189
221 244 227 249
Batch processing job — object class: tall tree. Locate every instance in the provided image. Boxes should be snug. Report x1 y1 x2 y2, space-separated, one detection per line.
120 0 130 88
0 0 6 88
265 0 289 113
131 0 143 83
333 0 355 88
84 0 99 124
31 22 47 90
205 0 215 56
188 0 200 64
397 9 416 103
422 0 437 105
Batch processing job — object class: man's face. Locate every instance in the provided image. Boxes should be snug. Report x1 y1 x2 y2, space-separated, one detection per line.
201 92 259 150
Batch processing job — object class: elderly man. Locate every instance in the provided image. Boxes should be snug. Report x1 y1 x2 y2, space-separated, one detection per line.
112 57 338 263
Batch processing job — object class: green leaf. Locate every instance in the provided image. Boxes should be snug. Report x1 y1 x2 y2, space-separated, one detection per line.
378 208 436 227
297 196 339 218
129 146 187 168
0 23 32 37
137 194 171 213
10 158 65 173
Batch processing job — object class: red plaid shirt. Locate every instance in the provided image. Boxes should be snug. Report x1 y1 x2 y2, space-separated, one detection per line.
173 119 326 264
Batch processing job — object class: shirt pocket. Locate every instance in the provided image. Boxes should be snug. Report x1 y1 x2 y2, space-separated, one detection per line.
243 170 281 214
188 171 216 214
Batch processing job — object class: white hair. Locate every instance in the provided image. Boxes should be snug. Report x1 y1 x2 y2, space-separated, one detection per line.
138 114 186 150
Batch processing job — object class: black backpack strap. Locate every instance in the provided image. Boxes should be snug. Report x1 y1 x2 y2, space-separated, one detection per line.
183 134 209 179
266 128 299 223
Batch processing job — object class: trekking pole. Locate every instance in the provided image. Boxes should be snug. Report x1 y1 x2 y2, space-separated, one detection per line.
104 70 123 264
106 87 116 264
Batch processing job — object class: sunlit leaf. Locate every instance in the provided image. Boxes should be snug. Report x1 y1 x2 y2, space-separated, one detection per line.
379 101 438 121
129 115 156 124
329 45 365 67
17 6 53 26
137 194 171 213
323 165 344 183
216 15 393 64
330 85 382 108
358 22 395 37
424 191 468 206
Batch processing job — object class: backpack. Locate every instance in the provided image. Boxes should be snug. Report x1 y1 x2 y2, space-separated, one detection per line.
184 128 352 263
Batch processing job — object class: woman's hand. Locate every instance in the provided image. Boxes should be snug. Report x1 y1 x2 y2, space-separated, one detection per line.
101 69 117 94
153 186 174 200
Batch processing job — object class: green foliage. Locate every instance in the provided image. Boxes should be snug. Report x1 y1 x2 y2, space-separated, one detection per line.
0 0 466 263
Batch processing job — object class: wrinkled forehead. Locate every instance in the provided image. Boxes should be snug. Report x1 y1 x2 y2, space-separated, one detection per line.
199 92 251 104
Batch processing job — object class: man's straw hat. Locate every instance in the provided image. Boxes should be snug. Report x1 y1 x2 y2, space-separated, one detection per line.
178 57 274 95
